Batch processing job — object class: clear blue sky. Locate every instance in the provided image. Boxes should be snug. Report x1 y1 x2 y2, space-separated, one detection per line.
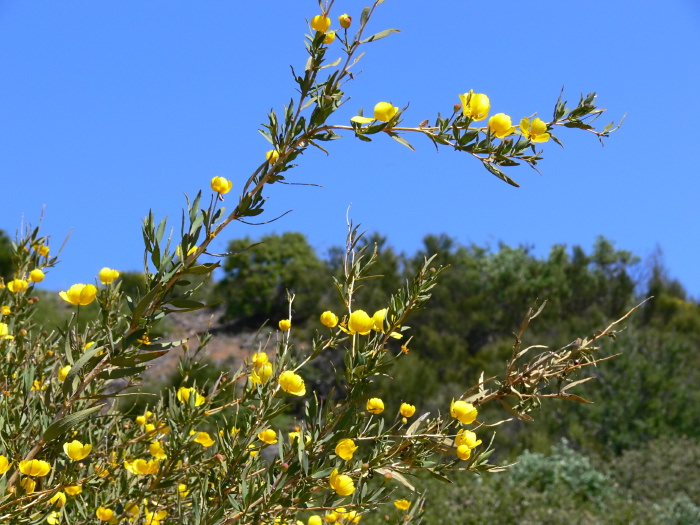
2 1 699 299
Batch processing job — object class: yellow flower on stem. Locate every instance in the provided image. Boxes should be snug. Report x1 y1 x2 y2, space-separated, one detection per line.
49 491 66 507
520 117 551 143
329 469 355 496
399 403 416 418
145 508 167 525
176 245 198 258
98 267 120 284
488 113 516 138
177 387 205 406
1 305 10 315
124 458 159 475
210 176 233 194
258 428 278 445
346 310 374 335
323 31 336 44
7 279 28 294
455 429 482 449
394 499 411 511
456 444 472 460
190 430 216 447
149 441 167 459
309 516 323 525
64 485 82 496
265 149 279 164
341 509 361 523
0 455 10 474
64 440 92 461
58 365 71 382
324 510 338 523
458 90 490 121
374 102 398 122
335 438 358 461
178 483 190 498
320 310 338 328
279 319 292 331
47 511 60 524
279 370 306 396
0 323 13 340
96 507 115 522
251 352 269 367
366 398 384 415
20 477 35 494
59 284 97 306
311 14 331 32
450 399 478 425
338 13 352 28
251 362 273 384
19 459 51 477
136 410 153 426
29 269 44 283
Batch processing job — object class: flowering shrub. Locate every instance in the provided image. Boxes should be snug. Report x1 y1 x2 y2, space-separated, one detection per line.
0 2 631 524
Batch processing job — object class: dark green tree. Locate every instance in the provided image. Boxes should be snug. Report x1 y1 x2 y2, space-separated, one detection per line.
0 229 15 280
216 232 325 327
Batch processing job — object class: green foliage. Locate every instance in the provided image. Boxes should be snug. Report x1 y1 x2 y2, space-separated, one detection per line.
217 232 326 327
0 229 14 280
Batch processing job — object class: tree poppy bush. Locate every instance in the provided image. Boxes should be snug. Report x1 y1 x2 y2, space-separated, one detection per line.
0 2 629 523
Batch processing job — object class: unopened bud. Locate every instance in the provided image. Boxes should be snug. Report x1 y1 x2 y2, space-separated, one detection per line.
401 417 408 425
19 329 27 336
281 462 289 471
214 454 225 462
33 296 40 302
338 13 352 29
311 485 323 493
454 102 462 112
383 471 393 482
361 462 369 472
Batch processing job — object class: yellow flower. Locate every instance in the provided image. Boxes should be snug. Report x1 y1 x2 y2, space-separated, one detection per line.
488 112 516 138
399 403 416 418
59 283 97 305
329 468 355 496
335 438 358 461
1 305 10 315
19 459 51 477
279 370 306 396
251 362 273 384
309 516 323 525
20 477 36 494
320 311 338 328
63 440 92 461
247 444 258 458
266 149 279 164
0 455 10 474
456 444 472 460
58 365 71 382
323 31 336 44
311 14 331 32
341 510 361 523
0 323 13 340
49 491 66 507
64 485 82 496
210 176 233 194
251 352 269 367
394 499 411 511
338 13 352 28
458 90 490 121
98 267 120 284
124 501 140 518
258 428 278 445
324 511 338 523
33 244 50 256
455 429 482 449
190 430 216 447
177 386 205 406
178 483 190 498
176 245 198 258
366 398 384 415
47 511 60 524
29 269 45 283
145 508 167 525
373 102 398 122
347 310 374 335
7 279 29 293
136 410 153 426
371 308 386 331
520 116 550 143
450 399 478 425
96 507 115 522
124 458 159 475
31 379 44 391
149 441 167 459
279 319 292 331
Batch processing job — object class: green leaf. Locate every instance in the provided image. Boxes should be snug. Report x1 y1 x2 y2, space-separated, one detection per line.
359 6 371 28
388 132 416 151
111 350 168 367
482 162 520 187
360 28 401 44
43 404 105 442
97 365 148 380
62 345 105 398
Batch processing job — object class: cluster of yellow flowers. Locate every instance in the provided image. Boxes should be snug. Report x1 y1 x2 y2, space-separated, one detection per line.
459 90 551 142
310 12 351 47
450 399 481 460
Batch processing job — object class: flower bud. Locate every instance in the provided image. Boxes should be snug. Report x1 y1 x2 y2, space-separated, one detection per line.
338 13 352 28
281 462 289 471
453 102 461 113
361 463 369 472
383 471 393 482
